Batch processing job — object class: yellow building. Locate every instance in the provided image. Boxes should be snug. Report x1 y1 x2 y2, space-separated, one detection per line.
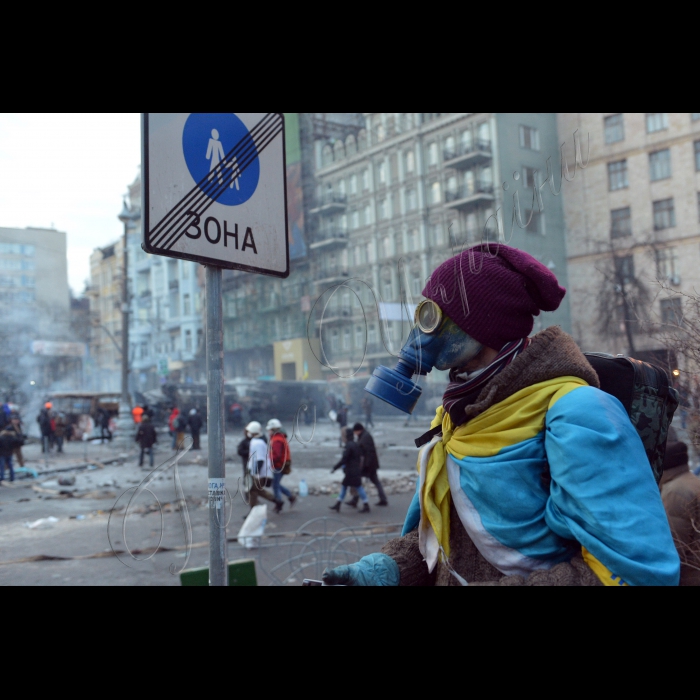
88 240 124 392
273 338 323 381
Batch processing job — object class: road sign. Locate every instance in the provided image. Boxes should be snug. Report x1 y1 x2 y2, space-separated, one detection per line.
142 113 289 278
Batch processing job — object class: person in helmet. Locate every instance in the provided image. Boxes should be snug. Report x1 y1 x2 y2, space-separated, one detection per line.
245 421 276 509
266 419 296 514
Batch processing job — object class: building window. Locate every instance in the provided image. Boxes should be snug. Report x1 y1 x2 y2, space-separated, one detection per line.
183 294 191 316
355 326 364 349
522 166 540 189
197 329 204 349
182 263 190 280
604 114 625 144
519 125 540 151
655 247 678 283
428 143 438 167
378 199 388 220
361 169 369 191
412 275 423 297
405 189 417 211
693 114 700 121
431 181 442 204
649 149 672 181
660 297 683 326
608 160 629 191
185 330 192 352
366 242 376 263
377 161 387 185
363 205 372 226
525 210 542 235
343 329 351 351
646 113 668 133
611 207 632 239
349 174 358 195
351 211 359 230
653 198 676 230
382 236 392 258
614 255 635 285
368 324 377 345
695 141 700 171
405 150 415 174
383 279 393 300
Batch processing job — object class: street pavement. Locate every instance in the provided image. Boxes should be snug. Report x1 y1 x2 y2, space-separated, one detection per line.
0 417 426 586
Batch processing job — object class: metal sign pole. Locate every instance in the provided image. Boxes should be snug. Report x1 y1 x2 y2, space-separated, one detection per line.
206 266 227 587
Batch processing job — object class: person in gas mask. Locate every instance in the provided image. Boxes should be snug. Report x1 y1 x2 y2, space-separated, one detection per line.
324 244 680 587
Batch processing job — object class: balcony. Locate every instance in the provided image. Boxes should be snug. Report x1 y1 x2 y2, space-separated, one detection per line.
443 140 492 169
444 182 495 211
316 266 350 290
309 229 349 252
310 192 348 216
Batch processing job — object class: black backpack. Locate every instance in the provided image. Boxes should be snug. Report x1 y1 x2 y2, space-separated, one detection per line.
584 353 679 484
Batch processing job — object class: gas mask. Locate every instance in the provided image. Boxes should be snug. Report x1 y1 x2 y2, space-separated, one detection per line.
364 300 483 414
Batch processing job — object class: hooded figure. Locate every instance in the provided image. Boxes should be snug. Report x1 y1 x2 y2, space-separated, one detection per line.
324 244 680 587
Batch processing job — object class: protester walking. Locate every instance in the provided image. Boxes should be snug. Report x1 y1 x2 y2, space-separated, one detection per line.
37 403 53 454
267 419 296 514
168 407 180 449
174 411 188 450
330 427 370 513
188 408 203 451
660 441 700 586
349 423 388 507
0 422 23 483
54 412 67 453
8 414 25 468
135 415 158 469
237 428 251 480
97 407 112 443
245 422 276 509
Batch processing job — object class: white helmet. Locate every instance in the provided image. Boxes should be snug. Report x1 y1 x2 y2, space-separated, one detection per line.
266 419 283 432
246 421 263 437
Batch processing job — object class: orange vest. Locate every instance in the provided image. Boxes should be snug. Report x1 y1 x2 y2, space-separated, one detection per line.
132 407 144 424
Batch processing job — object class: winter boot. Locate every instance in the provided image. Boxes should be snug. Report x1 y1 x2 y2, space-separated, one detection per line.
360 503 370 514
329 501 341 512
346 496 359 508
274 500 284 514
288 494 297 507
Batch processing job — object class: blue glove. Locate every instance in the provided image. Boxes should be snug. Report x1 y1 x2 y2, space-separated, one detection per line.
323 553 400 587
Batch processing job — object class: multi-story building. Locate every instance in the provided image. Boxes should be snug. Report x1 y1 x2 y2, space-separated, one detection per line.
88 239 125 392
309 113 571 382
558 112 700 366
0 227 76 394
126 173 205 391
89 172 206 393
221 113 359 381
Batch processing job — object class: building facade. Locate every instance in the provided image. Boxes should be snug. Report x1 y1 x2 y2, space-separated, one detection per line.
0 227 76 395
558 112 700 366
221 113 359 381
309 113 571 383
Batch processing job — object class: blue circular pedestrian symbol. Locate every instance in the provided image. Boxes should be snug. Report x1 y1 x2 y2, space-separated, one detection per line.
182 113 260 207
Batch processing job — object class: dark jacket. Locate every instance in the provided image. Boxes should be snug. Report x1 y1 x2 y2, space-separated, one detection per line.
175 415 188 432
332 441 362 488
37 409 52 436
357 430 380 475
0 428 23 457
237 436 251 466
188 413 203 433
135 424 157 449
336 407 348 428
660 466 700 586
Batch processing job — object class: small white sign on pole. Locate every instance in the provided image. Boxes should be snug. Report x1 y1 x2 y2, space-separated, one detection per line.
142 113 289 278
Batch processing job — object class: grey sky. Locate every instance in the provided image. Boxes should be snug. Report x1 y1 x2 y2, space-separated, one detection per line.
0 113 141 294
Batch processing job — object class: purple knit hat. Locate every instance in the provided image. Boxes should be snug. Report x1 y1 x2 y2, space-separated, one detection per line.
422 244 566 349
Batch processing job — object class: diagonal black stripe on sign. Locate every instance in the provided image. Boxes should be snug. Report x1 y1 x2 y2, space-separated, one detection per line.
149 113 284 252
151 113 279 249
149 113 279 248
159 118 283 252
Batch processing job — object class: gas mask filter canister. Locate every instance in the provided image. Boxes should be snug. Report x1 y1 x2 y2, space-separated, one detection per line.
364 300 483 414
